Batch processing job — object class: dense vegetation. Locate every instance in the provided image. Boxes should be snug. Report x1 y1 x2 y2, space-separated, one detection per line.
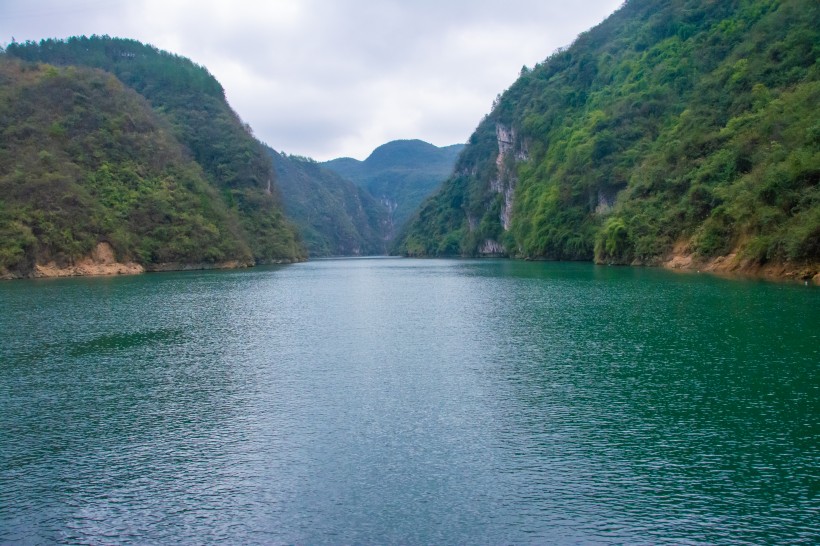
322 140 463 235
398 0 819 276
269 149 389 256
1 36 303 276
0 58 251 273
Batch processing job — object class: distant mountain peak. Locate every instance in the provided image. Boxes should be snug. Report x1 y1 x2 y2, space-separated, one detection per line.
364 139 452 169
321 140 464 236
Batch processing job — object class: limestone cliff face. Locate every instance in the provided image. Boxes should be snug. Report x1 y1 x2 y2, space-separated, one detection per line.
497 124 530 228
379 196 399 240
477 123 529 255
480 239 506 256
492 124 516 231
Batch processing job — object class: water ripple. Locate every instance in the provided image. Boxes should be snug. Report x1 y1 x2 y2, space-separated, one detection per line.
1 260 818 544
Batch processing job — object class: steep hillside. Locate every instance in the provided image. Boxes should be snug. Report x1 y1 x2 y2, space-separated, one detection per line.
398 0 819 280
322 139 463 233
0 57 262 277
269 149 389 256
4 36 304 269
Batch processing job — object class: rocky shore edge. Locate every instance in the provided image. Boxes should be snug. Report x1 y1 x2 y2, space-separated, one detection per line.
0 242 297 280
662 242 819 285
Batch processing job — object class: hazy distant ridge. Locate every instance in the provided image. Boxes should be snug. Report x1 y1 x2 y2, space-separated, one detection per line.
322 139 464 234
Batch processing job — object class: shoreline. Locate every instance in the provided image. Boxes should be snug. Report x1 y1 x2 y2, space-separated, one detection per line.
0 242 300 281
659 246 820 285
473 252 820 285
2 251 817 285
0 260 297 281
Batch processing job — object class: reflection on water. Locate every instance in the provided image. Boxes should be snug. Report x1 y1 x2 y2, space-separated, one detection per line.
1 259 818 544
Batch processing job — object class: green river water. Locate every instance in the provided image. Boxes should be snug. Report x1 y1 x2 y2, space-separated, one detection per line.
1 258 817 544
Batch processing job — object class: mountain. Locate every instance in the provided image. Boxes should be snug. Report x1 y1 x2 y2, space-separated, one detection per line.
0 57 253 276
322 139 464 235
2 36 304 278
398 0 819 280
269 149 389 256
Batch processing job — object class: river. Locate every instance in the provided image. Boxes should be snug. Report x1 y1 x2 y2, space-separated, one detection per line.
1 258 817 544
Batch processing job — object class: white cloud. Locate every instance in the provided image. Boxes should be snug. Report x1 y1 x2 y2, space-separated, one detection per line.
1 0 623 160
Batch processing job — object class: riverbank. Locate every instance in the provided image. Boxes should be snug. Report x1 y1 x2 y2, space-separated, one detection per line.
661 242 820 285
0 242 299 280
4 244 817 285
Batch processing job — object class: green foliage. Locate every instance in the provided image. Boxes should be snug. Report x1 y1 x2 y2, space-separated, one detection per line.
595 217 631 263
2 36 306 274
397 0 820 270
230 188 303 263
270 149 389 257
0 58 256 273
322 139 463 234
399 174 471 256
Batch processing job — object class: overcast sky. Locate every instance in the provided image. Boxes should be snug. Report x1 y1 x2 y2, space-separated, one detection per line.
1 0 622 161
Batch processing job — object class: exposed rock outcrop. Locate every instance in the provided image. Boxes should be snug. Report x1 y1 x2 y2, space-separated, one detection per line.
32 242 144 278
491 124 520 232
662 240 819 284
478 123 529 256
0 242 271 280
480 239 505 256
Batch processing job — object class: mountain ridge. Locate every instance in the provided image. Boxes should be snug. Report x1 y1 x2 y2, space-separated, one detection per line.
269 149 390 257
397 0 819 282
322 139 464 235
1 36 305 278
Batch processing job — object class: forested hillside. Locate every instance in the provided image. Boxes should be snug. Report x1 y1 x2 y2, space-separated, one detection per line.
398 0 819 279
269 149 389 256
322 140 463 234
1 36 303 277
0 58 253 275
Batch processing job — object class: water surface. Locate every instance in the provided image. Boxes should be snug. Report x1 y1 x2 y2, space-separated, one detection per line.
1 259 818 544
